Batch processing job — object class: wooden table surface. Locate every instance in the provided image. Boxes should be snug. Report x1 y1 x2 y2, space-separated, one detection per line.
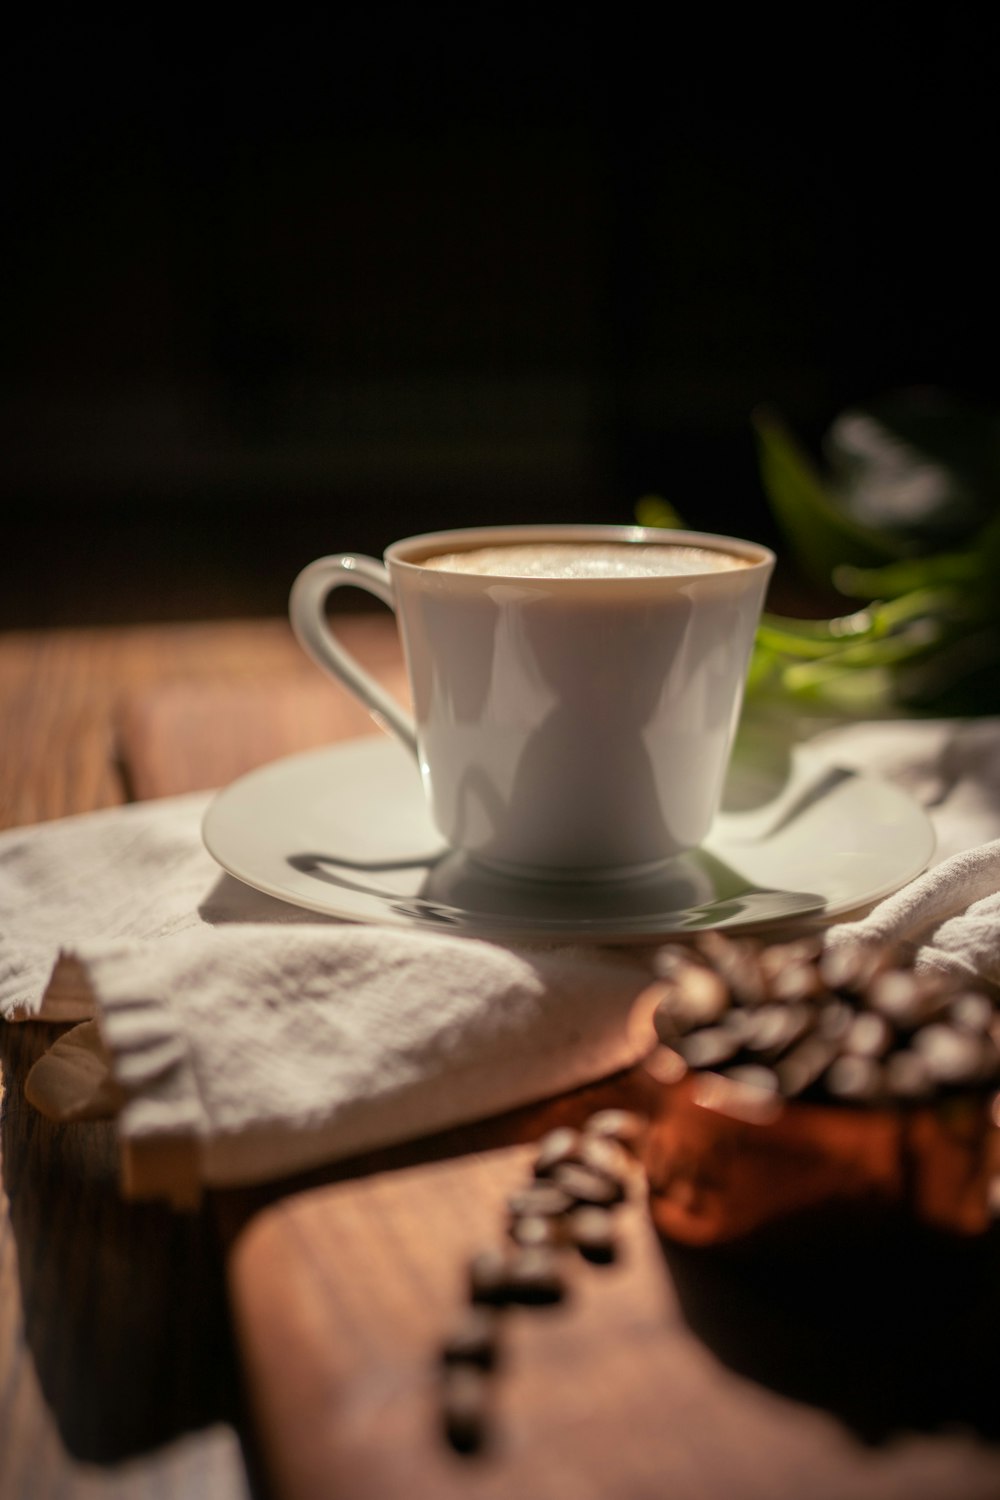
4 613 1000 1500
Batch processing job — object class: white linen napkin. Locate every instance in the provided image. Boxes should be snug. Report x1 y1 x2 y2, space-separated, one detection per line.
0 794 653 1203
822 839 1000 987
793 717 1000 988
3 715 999 1206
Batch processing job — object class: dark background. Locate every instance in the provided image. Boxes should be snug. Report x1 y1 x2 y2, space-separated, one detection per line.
3 12 997 626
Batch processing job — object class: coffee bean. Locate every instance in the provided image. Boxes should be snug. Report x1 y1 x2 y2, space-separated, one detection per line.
652 942 701 981
692 931 739 963
441 1365 491 1453
507 1183 574 1219
949 991 995 1034
583 1108 646 1153
914 1024 992 1086
743 1003 815 1061
578 1133 632 1186
509 1213 563 1250
845 1011 894 1059
724 1063 780 1094
775 1035 840 1098
818 944 867 993
468 1246 515 1305
719 1005 755 1046
825 1054 884 1103
869 970 949 1030
665 964 731 1032
884 1048 935 1101
768 963 824 1004
440 1306 501 1371
695 932 768 1005
506 1247 567 1305
533 1127 583 1177
569 1206 617 1263
816 999 855 1042
758 937 823 985
676 1025 741 1070
553 1161 624 1207
643 1044 688 1086
820 943 896 995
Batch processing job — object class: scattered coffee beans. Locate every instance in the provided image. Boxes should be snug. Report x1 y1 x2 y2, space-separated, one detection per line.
506 1246 567 1305
506 1183 574 1219
437 1106 646 1453
437 936 999 1451
468 1246 515 1306
441 1364 491 1453
552 1161 624 1208
440 1306 501 1371
583 1108 647 1153
509 1213 563 1250
532 1126 584 1177
569 1206 618 1264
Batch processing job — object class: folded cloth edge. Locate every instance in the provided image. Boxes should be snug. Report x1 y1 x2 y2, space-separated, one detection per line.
64 926 655 1207
823 838 1000 991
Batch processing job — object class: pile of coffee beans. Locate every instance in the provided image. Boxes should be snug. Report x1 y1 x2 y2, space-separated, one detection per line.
436 936 999 1450
651 932 1000 1106
437 1107 645 1454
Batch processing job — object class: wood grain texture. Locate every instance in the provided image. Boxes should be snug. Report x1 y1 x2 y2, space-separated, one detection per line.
0 613 404 1500
6 616 1000 1500
0 614 401 822
229 1145 1000 1500
0 616 387 1500
116 615 407 800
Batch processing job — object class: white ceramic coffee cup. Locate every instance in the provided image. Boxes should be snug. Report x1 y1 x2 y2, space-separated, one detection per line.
289 524 774 875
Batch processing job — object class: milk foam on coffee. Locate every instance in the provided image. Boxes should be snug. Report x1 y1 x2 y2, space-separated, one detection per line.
421 541 749 580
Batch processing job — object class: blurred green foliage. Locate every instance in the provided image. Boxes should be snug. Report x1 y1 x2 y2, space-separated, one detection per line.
641 389 1000 715
747 390 1000 715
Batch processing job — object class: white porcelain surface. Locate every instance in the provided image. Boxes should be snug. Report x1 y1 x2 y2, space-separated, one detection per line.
202 734 935 943
289 524 774 873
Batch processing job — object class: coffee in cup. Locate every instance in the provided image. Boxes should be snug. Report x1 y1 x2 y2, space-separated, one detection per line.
289 525 774 875
419 540 752 579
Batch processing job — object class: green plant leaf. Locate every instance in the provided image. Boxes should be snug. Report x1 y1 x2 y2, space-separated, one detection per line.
752 407 903 585
754 607 879 659
635 494 684 529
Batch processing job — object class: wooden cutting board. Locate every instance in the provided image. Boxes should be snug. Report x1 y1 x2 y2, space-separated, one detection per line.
224 1144 1000 1500
117 637 1000 1500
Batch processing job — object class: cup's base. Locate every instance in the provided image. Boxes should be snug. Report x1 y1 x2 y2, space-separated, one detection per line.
464 850 690 887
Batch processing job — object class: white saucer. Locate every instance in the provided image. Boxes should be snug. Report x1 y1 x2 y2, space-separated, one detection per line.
202 735 935 943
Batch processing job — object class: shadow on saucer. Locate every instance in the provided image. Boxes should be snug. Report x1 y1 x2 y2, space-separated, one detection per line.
282 845 824 936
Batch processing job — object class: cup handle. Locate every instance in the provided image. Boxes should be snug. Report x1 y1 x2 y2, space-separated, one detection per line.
289 554 418 758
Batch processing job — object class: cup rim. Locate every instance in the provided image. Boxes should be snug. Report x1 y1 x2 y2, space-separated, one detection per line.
384 523 775 581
